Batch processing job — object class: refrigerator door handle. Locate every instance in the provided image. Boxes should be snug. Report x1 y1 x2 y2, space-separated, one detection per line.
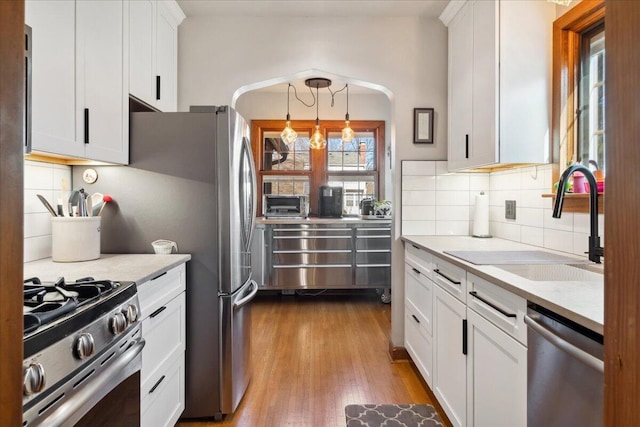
242 136 258 248
233 280 258 310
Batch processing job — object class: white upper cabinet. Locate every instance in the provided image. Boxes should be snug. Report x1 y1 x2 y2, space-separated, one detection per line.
130 0 185 111
26 0 129 164
130 0 156 106
77 0 129 164
26 1 80 158
441 0 555 171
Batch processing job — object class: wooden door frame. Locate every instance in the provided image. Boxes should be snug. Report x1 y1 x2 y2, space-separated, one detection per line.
604 1 640 425
0 0 26 424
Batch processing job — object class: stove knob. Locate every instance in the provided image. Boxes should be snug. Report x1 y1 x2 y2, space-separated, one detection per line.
23 363 46 396
124 304 139 324
74 333 95 360
109 312 128 335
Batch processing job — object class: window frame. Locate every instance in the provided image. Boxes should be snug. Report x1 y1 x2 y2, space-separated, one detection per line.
552 0 605 171
549 0 605 213
250 119 385 216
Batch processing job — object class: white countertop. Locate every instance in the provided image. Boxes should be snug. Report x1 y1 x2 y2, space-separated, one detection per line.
402 235 604 334
257 216 391 225
24 254 192 285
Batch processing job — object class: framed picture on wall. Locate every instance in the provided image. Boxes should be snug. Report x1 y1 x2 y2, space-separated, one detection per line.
413 108 434 144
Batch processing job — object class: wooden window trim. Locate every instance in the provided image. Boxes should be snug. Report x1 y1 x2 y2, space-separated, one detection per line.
251 120 385 216
549 0 605 213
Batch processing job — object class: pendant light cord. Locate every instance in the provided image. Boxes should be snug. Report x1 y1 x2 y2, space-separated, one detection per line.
290 82 348 108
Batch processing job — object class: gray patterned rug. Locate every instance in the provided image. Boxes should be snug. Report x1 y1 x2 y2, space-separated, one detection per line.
345 404 444 427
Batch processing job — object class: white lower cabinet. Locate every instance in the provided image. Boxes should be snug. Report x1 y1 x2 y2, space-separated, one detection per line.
466 309 527 427
433 284 467 427
138 263 186 427
404 246 434 386
141 353 185 427
404 245 528 427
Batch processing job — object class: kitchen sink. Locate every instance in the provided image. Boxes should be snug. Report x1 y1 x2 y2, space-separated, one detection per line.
495 263 603 282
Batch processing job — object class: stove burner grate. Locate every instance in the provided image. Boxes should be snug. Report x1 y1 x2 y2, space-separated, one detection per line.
23 276 121 335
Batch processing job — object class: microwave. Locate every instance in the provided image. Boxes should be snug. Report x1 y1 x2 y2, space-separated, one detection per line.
263 195 309 218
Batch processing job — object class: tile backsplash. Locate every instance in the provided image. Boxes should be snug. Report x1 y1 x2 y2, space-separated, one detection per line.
24 160 72 262
401 161 604 258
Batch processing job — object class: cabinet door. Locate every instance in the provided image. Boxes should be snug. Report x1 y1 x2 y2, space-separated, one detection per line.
26 1 82 158
130 0 156 106
447 1 473 171
155 1 178 112
405 304 433 387
77 0 129 164
405 263 433 334
470 0 498 168
466 309 527 427
433 284 467 427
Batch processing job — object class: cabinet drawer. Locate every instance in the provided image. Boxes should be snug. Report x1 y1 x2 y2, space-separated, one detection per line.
355 227 391 236
405 304 433 387
141 353 185 427
355 235 390 251
355 266 390 287
405 263 433 334
467 273 527 345
433 255 467 302
356 252 391 265
138 263 186 319
405 244 434 276
273 251 351 266
273 236 352 251
141 292 186 387
272 266 352 288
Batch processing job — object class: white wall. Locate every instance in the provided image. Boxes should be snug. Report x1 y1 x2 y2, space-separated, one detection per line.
24 160 72 262
178 14 449 347
401 161 604 258
235 92 390 123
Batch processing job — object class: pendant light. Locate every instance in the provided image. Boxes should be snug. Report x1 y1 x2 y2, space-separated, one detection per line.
280 84 298 145
341 84 355 142
309 84 327 150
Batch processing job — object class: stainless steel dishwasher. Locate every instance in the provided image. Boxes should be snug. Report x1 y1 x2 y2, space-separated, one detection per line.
525 304 604 427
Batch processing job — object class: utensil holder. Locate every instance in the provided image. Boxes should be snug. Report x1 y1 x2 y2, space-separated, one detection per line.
52 217 101 262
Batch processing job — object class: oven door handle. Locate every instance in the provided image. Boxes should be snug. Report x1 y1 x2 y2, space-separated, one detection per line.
41 337 145 426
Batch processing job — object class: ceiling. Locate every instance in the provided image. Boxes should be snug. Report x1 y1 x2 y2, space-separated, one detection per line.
176 0 449 19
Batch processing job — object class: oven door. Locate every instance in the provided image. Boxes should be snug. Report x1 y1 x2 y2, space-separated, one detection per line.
24 337 145 427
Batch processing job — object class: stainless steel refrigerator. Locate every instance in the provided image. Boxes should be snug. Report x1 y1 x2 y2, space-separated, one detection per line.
76 106 258 419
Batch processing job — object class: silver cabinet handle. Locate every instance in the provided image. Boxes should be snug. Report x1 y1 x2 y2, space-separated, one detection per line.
524 314 603 373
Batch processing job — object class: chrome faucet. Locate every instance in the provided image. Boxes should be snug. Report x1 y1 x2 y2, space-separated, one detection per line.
552 164 604 263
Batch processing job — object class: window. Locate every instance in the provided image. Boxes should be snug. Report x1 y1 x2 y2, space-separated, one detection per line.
251 120 385 216
578 24 605 171
552 0 605 173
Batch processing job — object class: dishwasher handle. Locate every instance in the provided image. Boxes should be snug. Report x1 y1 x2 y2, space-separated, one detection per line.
524 314 603 373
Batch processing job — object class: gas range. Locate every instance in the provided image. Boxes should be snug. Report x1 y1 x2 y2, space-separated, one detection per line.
22 276 143 426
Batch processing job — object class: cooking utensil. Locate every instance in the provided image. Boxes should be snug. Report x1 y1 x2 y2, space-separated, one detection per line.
89 193 104 217
97 194 112 216
68 190 80 217
36 194 58 217
78 189 88 216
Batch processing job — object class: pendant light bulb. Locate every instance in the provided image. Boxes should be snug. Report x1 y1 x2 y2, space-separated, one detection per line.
309 123 326 150
341 84 355 142
281 117 297 145
341 118 355 142
309 86 326 150
281 84 297 145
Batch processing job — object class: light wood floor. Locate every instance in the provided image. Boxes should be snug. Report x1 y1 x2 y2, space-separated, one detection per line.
178 291 434 427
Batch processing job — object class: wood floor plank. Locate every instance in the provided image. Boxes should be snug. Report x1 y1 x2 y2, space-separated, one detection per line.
178 292 435 427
